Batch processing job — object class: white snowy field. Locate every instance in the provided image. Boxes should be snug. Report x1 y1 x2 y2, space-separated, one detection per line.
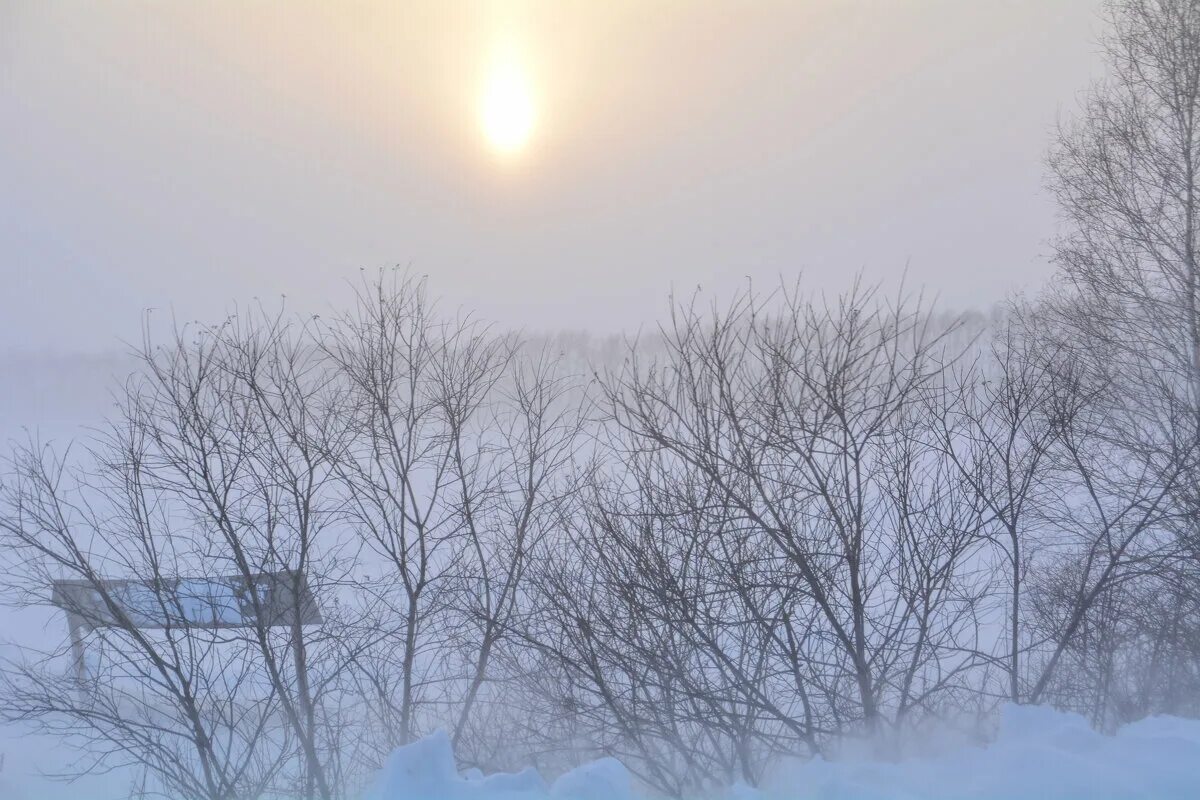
4 704 1198 799
2 359 1199 799
365 705 1200 800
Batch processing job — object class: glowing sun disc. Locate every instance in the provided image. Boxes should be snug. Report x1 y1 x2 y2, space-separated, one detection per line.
480 55 536 155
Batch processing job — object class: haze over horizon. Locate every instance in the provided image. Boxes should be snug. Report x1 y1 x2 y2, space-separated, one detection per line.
3 1 1102 355
11 5 1200 800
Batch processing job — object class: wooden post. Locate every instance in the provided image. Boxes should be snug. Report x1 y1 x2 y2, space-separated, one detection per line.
292 597 315 800
68 613 88 700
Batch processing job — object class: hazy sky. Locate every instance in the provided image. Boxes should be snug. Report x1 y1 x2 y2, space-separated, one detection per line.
2 1 1103 354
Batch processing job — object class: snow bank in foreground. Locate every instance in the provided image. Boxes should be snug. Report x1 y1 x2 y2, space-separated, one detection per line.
366 706 1200 800
756 704 1200 799
363 730 635 800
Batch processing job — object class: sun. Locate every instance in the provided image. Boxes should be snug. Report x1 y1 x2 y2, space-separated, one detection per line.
479 47 536 156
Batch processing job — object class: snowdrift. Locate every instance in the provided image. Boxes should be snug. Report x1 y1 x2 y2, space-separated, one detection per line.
360 734 633 800
363 730 634 800
365 706 1200 800
756 704 1200 799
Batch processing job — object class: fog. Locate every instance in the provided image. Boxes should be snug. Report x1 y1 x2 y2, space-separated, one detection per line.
20 4 1200 800
3 1 1100 354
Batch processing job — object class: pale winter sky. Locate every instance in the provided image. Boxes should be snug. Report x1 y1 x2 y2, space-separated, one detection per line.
2 0 1103 354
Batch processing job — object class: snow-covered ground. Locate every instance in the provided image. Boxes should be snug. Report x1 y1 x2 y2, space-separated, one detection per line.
3 358 1199 799
365 706 1200 800
4 704 1196 799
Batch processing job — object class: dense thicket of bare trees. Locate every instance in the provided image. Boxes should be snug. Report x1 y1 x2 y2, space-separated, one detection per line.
1028 0 1200 728
4 1 1200 797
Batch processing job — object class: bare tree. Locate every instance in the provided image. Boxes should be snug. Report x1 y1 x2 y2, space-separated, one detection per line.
931 318 1058 703
0 437 292 800
517 280 995 795
1033 0 1200 722
321 272 586 769
0 302 393 800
